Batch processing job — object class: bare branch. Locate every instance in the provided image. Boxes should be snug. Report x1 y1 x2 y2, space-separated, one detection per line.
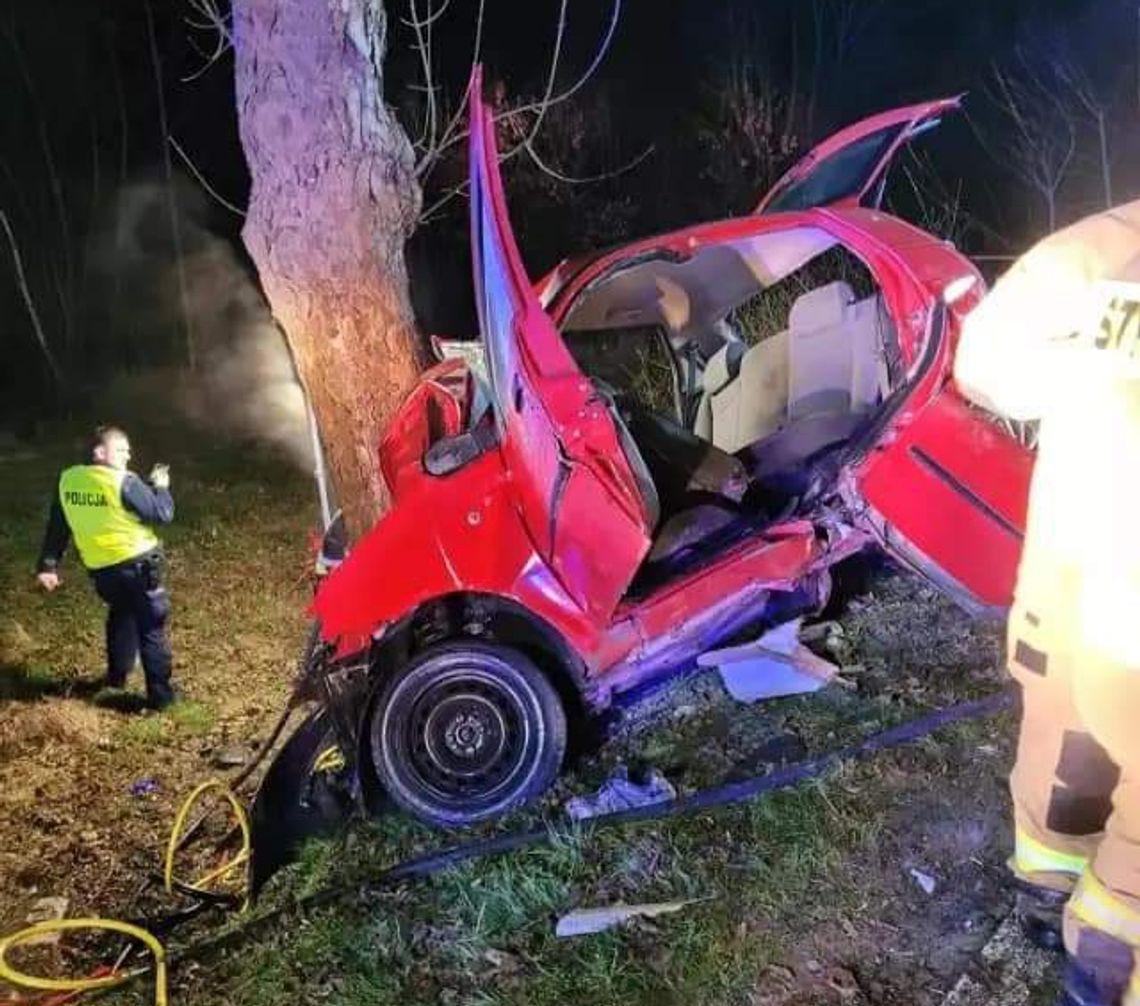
182 0 233 82
0 208 63 384
521 137 654 185
169 136 246 217
421 0 486 170
145 0 196 369
407 0 440 152
399 0 452 32
419 0 622 176
980 51 1079 230
3 25 74 329
418 179 470 224
506 0 621 119
516 0 569 149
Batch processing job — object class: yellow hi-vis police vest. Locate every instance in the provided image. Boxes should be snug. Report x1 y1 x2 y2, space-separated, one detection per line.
58 465 159 570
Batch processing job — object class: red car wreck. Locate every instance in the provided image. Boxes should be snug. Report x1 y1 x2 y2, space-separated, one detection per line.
282 75 1033 834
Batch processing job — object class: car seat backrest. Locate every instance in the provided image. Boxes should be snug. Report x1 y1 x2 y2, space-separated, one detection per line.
727 330 790 452
787 280 857 420
847 293 892 411
695 332 792 454
693 341 744 442
694 282 891 455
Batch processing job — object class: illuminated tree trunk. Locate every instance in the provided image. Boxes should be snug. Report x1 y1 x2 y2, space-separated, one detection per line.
233 0 426 536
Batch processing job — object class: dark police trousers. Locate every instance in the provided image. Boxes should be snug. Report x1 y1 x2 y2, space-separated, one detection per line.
90 552 174 706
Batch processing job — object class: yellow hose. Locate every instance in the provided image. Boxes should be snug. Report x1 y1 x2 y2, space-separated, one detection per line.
312 744 346 774
164 779 252 912
0 778 252 1004
0 917 166 1006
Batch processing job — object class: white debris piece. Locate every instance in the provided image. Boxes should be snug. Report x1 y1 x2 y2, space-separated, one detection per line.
555 898 705 937
698 618 838 702
23 897 70 945
910 868 938 895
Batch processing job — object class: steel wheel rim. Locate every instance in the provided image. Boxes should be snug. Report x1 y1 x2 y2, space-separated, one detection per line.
390 665 536 809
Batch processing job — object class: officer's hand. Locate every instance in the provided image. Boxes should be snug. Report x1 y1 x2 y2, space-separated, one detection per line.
36 571 61 592
150 464 170 490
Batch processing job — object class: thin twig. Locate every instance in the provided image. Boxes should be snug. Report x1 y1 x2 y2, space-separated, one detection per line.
420 0 622 174
3 25 74 346
521 137 654 185
513 0 622 115
145 0 196 370
418 179 470 223
515 0 569 150
182 0 233 82
400 0 452 32
0 208 63 384
415 0 486 175
407 0 439 152
419 137 652 224
170 136 246 217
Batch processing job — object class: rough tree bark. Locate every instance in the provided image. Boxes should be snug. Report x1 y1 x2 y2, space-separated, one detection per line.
232 0 427 537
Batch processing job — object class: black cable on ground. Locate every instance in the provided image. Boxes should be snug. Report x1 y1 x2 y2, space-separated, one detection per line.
167 689 1015 969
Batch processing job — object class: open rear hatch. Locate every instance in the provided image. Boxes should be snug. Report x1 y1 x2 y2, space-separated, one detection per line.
756 97 961 215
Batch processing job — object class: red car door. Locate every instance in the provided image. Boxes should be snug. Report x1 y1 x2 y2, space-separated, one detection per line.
846 299 1032 612
468 69 654 622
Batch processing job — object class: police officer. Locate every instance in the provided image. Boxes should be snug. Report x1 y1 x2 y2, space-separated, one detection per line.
955 200 1140 1006
35 425 176 709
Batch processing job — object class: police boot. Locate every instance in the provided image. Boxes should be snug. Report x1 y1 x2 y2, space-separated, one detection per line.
1013 877 1067 952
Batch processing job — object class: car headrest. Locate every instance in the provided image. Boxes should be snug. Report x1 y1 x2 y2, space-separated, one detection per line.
702 341 745 395
789 281 856 334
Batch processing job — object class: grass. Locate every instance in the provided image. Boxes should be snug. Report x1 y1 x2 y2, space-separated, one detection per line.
168 699 215 736
117 713 169 746
110 701 215 747
160 771 889 1006
1 415 1052 1006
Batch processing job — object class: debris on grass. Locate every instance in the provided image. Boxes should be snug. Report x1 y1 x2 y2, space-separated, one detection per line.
482 947 522 974
910 867 938 895
210 745 249 769
129 777 159 797
22 896 69 944
698 618 838 702
554 897 707 937
565 764 677 821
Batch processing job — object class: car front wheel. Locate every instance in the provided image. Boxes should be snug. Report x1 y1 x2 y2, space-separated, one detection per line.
368 642 567 827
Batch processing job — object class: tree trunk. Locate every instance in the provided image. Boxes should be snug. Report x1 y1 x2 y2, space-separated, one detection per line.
232 0 427 537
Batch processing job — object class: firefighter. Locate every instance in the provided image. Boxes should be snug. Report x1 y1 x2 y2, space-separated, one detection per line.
35 425 177 710
954 199 1140 1006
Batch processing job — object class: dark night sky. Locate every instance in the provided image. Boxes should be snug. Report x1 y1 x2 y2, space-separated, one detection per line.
1 0 1136 420
2 0 1130 245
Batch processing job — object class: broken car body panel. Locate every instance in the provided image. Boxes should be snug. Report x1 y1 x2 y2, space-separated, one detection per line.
312 82 1030 725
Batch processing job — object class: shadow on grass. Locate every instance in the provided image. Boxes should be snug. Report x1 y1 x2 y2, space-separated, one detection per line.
92 689 148 713
0 662 146 712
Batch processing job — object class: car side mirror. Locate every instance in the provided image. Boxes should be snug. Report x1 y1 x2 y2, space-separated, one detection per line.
423 423 496 477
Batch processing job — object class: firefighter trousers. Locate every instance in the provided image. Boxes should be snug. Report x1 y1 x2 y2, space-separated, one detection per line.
1008 560 1140 1002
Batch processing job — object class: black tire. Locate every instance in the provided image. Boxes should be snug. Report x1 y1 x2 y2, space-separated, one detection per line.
249 707 353 896
369 642 567 827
